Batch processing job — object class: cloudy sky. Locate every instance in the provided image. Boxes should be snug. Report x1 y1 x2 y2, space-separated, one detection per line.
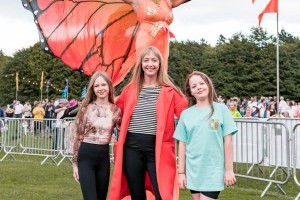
1 0 299 56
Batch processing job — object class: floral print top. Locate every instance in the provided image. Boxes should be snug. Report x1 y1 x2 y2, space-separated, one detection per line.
72 102 121 166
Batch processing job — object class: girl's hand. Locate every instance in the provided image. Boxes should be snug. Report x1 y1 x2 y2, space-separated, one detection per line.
178 173 187 189
224 170 236 187
73 165 80 183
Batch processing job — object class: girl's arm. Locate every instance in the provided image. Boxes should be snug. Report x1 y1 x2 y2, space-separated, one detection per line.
224 134 236 186
178 141 187 189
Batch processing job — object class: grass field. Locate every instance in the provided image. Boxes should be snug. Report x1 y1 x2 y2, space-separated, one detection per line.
0 152 299 200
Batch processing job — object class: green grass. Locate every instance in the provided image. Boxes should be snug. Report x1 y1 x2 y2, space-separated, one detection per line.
0 152 299 200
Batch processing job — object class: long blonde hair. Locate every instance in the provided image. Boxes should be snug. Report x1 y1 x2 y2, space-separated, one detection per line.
76 71 114 123
129 46 182 95
184 71 218 117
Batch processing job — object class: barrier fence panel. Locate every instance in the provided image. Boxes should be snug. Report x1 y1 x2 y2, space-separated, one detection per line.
233 119 291 197
0 119 5 152
0 118 61 164
293 123 300 200
57 117 75 166
268 118 300 168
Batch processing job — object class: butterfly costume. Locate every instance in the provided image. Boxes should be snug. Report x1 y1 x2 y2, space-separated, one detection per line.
22 0 180 86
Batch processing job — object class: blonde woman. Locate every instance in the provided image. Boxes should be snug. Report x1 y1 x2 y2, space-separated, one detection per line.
109 46 188 200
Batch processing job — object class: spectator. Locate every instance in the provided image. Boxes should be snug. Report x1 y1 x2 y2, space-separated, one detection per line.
266 103 276 118
251 106 260 117
243 107 252 118
32 101 46 135
53 99 68 150
62 99 78 118
278 96 288 114
14 100 24 118
5 105 14 118
0 106 5 118
257 98 267 118
23 101 32 118
228 102 242 118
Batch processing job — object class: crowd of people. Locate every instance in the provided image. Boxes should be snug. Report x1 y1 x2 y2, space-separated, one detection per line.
220 96 300 118
0 98 81 120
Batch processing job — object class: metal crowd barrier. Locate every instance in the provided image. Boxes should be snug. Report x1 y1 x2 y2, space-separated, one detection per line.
233 118 291 197
1 116 300 199
0 119 5 152
0 118 65 164
293 123 300 200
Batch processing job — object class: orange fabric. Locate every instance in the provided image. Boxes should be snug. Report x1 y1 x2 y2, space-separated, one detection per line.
113 0 174 85
108 84 188 200
23 0 175 86
258 0 278 26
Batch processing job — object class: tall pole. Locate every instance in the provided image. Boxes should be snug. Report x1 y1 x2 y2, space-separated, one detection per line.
15 72 18 101
40 71 44 101
276 12 279 113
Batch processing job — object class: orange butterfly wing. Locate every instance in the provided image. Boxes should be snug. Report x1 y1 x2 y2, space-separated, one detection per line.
22 0 139 85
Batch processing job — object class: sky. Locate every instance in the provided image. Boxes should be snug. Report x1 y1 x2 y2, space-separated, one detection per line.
1 0 300 56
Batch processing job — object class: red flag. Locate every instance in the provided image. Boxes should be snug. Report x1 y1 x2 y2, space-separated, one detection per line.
258 0 278 26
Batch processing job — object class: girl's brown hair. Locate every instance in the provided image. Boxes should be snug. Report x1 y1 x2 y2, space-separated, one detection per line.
76 71 114 123
184 71 218 117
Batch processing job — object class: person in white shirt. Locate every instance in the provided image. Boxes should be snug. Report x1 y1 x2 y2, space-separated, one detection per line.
14 101 24 118
278 96 288 114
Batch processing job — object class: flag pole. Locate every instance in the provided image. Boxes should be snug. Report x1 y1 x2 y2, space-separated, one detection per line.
16 72 18 101
276 10 279 114
40 71 44 101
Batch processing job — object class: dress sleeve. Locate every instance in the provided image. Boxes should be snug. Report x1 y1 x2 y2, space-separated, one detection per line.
72 106 87 166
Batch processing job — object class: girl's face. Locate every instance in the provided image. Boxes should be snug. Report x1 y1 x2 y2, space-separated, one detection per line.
93 76 109 100
189 75 209 101
142 51 160 78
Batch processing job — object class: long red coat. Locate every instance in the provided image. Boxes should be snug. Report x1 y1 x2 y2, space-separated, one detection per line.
108 84 187 200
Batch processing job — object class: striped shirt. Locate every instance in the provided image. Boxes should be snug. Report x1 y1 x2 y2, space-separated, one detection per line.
128 86 161 135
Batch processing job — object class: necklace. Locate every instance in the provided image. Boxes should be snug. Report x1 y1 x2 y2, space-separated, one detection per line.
151 0 161 6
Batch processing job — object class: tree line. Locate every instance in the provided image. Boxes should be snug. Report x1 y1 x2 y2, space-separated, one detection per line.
0 27 299 105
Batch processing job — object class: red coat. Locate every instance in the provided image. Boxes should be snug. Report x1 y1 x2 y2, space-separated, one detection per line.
108 84 188 200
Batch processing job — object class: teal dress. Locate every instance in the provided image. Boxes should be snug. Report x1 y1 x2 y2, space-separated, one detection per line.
173 102 238 191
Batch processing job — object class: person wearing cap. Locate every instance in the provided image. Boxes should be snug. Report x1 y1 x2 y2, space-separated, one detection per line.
62 99 78 118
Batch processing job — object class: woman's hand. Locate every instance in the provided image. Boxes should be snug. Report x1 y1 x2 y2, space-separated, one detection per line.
178 173 187 189
224 170 236 187
73 165 80 183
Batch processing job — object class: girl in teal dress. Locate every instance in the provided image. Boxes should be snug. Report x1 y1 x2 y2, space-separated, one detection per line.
174 71 238 200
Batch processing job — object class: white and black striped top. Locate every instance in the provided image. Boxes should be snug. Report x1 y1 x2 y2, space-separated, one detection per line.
128 86 161 135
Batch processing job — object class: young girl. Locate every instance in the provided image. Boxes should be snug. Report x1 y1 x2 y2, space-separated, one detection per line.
72 71 121 200
174 71 237 200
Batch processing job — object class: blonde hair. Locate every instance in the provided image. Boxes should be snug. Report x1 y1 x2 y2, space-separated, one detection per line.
129 46 182 95
76 71 114 123
184 71 218 117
